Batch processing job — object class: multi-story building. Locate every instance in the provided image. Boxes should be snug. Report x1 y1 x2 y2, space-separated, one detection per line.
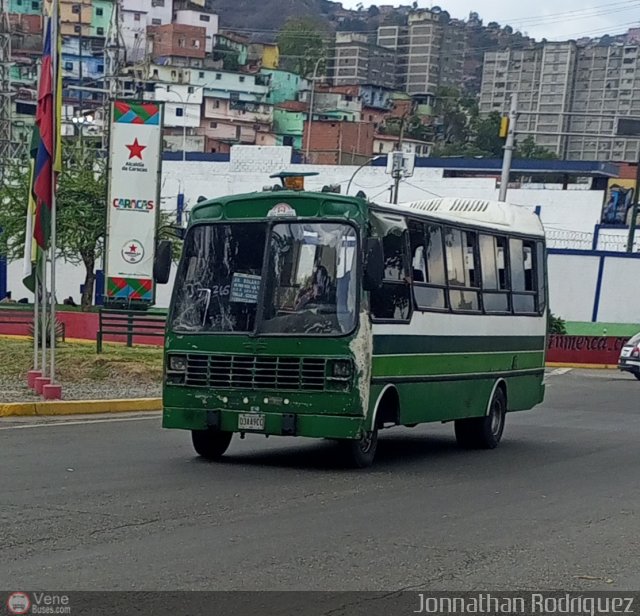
480 42 577 157
302 119 375 165
566 44 640 161
120 0 174 64
148 22 206 67
173 8 218 52
329 32 396 88
377 9 466 96
480 40 640 161
8 0 42 14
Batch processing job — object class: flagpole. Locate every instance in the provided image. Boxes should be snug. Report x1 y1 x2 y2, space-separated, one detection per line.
41 252 47 379
49 0 58 384
33 270 39 371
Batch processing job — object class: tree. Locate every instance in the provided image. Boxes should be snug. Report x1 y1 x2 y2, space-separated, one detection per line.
0 142 106 309
472 112 504 158
277 17 326 78
516 135 558 160
433 86 478 147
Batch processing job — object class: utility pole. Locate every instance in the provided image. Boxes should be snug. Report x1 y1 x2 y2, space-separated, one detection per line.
304 56 323 164
626 160 640 252
498 93 518 203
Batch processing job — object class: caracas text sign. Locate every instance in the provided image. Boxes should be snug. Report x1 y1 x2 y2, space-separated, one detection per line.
104 101 163 304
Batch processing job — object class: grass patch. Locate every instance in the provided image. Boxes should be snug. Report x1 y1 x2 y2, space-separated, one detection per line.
0 336 163 385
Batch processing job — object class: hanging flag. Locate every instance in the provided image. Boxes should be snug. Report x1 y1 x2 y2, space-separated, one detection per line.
22 127 42 293
33 2 61 250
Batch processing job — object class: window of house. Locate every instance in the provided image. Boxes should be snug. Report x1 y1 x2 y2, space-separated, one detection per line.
97 26 104 35
210 121 217 128
72 3 80 13
199 14 210 21
151 18 161 25
96 7 103 16
64 61 73 71
199 71 204 78
134 12 141 21
239 76 245 83
215 73 221 80
176 107 184 117
188 86 195 93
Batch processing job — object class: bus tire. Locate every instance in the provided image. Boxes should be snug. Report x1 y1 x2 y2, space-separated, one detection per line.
191 430 233 460
339 428 378 468
454 387 506 450
634 372 640 381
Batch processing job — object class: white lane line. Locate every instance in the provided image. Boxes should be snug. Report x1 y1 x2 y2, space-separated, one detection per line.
0 414 160 431
548 368 573 376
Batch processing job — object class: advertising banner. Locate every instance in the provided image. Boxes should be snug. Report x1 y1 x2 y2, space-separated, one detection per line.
105 101 163 304
601 178 635 225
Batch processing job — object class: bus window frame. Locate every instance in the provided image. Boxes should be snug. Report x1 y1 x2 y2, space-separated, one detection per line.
397 214 546 319
370 221 414 325
170 218 364 339
407 219 449 313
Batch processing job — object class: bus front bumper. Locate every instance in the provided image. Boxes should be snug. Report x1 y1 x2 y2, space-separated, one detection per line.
163 407 365 440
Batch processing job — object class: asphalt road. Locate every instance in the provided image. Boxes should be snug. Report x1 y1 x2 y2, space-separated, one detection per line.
1 369 639 592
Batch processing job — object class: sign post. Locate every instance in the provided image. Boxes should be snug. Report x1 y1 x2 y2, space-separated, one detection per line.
104 101 163 307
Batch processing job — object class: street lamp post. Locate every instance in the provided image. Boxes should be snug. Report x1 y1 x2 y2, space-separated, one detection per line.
305 57 324 164
346 155 384 195
168 85 197 160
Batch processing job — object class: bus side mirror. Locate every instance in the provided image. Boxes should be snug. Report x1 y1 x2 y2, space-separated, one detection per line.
363 238 384 292
154 240 172 284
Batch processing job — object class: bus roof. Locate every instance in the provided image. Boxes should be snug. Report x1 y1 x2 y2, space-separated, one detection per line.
376 197 545 238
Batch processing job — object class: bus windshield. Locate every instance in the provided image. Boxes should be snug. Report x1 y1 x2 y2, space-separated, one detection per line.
170 222 358 336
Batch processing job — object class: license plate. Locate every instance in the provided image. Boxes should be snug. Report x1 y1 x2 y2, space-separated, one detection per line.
621 348 632 358
238 413 265 431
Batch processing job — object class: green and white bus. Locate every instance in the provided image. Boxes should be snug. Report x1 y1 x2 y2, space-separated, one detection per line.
156 174 547 467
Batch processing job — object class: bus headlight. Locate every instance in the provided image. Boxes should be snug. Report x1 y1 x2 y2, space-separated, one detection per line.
168 355 187 372
329 359 353 378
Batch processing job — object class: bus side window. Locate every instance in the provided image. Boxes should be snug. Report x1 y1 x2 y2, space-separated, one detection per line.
480 234 510 313
371 228 411 321
536 241 547 314
445 227 480 312
409 220 447 311
510 238 536 314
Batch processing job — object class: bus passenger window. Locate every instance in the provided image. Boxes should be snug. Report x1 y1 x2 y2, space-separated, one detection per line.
480 234 509 313
536 241 546 313
371 228 412 321
409 221 446 310
510 238 536 314
445 227 480 312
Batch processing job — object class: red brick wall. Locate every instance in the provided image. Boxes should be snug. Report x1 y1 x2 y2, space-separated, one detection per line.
303 120 374 165
149 24 206 60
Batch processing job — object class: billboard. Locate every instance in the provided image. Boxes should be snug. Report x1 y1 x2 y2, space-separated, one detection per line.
601 178 635 225
105 101 163 305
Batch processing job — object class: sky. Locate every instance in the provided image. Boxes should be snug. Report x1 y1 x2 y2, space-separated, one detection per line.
340 0 640 41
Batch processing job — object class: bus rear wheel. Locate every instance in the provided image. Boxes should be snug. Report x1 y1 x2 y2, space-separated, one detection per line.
339 428 378 468
455 387 506 450
192 429 233 460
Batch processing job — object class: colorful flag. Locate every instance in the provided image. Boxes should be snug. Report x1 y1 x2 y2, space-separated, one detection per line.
22 127 42 293
33 2 61 250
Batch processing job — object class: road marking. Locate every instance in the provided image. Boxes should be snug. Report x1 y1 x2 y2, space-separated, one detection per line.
0 414 160 431
548 368 573 376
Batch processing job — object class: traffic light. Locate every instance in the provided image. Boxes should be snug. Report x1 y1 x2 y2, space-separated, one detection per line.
499 116 509 138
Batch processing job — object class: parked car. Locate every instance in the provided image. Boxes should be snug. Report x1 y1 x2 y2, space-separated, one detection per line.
618 333 640 381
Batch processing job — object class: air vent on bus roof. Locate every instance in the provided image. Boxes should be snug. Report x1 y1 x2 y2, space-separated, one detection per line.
410 199 442 212
448 199 490 213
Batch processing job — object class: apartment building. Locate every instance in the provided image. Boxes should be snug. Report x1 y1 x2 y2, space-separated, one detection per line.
566 44 640 161
480 40 640 161
330 32 396 88
377 9 466 96
480 42 577 157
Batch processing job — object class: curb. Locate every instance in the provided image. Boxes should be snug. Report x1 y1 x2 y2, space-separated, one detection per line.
546 362 617 370
0 398 162 418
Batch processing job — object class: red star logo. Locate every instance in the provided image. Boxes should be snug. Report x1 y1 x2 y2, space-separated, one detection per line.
126 138 146 160
129 244 138 253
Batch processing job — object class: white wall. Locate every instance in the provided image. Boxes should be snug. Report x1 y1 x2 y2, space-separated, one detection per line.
547 254 601 322
6 146 638 322
597 257 640 322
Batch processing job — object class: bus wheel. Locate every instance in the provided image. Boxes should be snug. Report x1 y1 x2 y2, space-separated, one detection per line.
454 387 506 450
191 430 233 460
339 428 378 468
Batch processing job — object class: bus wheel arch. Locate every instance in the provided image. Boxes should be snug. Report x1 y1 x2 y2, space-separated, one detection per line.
455 380 507 449
486 379 508 415
370 384 401 430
